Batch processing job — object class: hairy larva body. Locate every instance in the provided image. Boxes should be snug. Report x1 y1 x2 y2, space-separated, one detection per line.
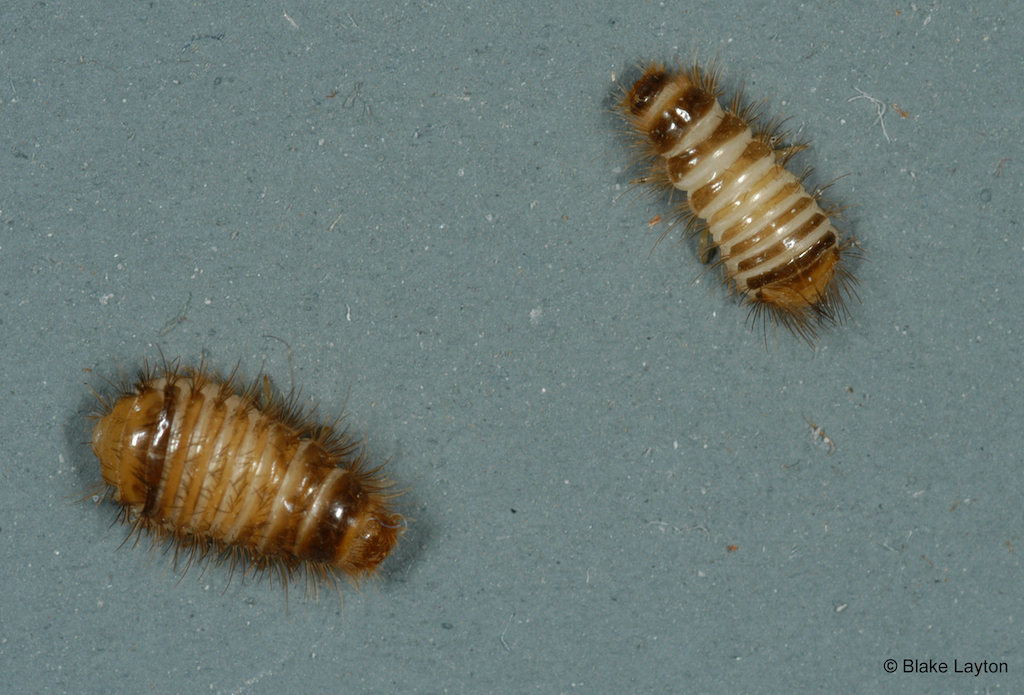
89 360 402 592
618 62 858 343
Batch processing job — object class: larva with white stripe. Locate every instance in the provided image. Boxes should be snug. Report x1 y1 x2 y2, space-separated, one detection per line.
89 359 402 594
618 62 858 343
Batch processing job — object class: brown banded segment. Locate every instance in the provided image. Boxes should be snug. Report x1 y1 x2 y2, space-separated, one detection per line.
689 139 773 213
736 215 828 279
703 112 748 149
784 210 828 249
715 168 791 242
625 69 671 115
745 231 837 291
255 465 307 554
157 386 204 523
299 473 357 564
226 441 283 546
738 139 773 166
140 383 179 518
718 179 803 245
174 392 225 529
731 197 817 259
202 402 254 535
648 87 716 154
665 112 746 185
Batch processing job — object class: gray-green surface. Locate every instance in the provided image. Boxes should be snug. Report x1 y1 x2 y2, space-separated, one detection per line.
2 1 1021 692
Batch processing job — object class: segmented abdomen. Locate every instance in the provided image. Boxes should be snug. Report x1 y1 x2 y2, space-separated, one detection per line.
91 365 401 583
620 63 857 342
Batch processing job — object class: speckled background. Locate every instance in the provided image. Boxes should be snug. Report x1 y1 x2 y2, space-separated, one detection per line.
2 1 1022 692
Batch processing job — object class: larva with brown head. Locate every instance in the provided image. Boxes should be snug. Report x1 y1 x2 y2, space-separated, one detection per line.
618 61 859 344
89 359 403 596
